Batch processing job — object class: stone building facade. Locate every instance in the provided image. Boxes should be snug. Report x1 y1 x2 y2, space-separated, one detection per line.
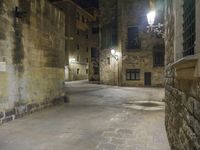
165 0 200 149
0 0 65 123
99 0 165 87
52 0 99 81
88 8 100 81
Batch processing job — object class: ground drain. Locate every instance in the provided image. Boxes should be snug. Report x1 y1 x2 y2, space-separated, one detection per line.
123 101 165 111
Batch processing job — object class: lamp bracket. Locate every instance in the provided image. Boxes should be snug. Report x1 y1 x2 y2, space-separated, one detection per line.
15 7 27 18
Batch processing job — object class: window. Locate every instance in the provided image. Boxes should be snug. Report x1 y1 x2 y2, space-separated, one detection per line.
76 12 80 20
77 29 79 35
92 27 99 34
126 69 140 80
127 27 140 50
86 47 89 52
77 56 80 62
77 44 79 50
77 69 80 74
86 58 89 63
153 51 164 67
86 69 88 74
101 22 118 49
94 67 99 75
107 57 110 65
112 33 117 46
91 48 98 58
82 16 85 23
183 0 195 56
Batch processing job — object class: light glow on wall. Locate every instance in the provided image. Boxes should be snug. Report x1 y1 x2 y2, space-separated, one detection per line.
111 49 116 55
111 49 119 60
69 58 76 63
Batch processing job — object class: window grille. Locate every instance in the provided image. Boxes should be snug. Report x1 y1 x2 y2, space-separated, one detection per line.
126 69 140 80
183 0 195 56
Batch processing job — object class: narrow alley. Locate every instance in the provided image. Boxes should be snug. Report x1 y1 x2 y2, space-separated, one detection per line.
0 81 170 150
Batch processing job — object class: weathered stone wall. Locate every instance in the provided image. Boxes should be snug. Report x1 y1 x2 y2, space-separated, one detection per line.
119 0 164 87
0 0 65 123
99 0 119 85
165 0 200 149
89 16 100 82
61 1 97 81
99 0 164 87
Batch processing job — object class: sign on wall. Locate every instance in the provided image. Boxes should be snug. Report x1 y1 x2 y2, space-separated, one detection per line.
0 62 6 72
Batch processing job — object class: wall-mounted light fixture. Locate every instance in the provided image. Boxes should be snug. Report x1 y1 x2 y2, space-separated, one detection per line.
111 49 118 60
146 0 164 38
69 58 76 63
147 11 156 26
15 7 27 18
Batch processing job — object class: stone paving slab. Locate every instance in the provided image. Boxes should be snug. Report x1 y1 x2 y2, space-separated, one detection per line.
0 82 170 150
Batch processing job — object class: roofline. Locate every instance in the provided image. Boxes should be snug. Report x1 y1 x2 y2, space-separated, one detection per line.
52 0 95 19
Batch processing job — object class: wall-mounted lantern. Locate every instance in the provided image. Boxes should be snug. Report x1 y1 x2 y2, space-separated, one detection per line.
146 0 164 38
111 49 118 60
147 11 156 26
69 58 76 63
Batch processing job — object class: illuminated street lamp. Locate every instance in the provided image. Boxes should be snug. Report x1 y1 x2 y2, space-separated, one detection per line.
69 58 76 63
147 11 156 26
111 49 118 60
111 49 116 55
146 10 164 37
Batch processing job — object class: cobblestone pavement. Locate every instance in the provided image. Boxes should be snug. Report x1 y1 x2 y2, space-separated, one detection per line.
0 81 170 150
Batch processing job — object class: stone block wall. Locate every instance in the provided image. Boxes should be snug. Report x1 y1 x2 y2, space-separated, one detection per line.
59 1 98 81
99 0 120 85
99 0 164 87
165 0 200 149
119 0 164 87
0 0 65 124
165 80 200 149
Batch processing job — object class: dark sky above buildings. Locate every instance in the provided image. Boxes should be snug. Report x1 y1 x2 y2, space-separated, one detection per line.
73 0 99 8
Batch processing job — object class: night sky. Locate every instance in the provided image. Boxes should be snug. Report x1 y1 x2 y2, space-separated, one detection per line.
73 0 99 8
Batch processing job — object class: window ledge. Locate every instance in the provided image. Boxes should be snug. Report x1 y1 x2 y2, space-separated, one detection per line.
153 65 164 68
126 50 141 52
171 55 198 69
171 55 198 79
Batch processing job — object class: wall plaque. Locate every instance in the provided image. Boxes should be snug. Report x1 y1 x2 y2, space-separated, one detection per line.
0 62 6 72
